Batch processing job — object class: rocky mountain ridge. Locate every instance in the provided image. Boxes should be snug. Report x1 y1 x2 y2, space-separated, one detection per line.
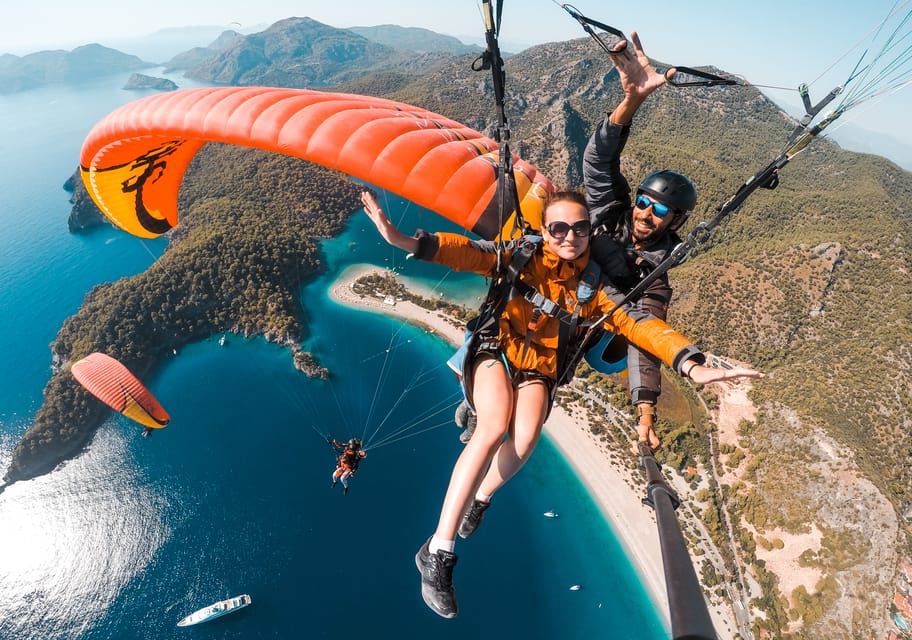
0 19 474 94
179 17 456 87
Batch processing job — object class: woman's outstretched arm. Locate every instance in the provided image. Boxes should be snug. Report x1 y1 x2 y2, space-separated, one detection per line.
360 190 419 254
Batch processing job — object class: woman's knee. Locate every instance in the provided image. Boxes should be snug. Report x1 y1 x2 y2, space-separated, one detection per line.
512 431 541 460
510 381 548 457
467 417 509 450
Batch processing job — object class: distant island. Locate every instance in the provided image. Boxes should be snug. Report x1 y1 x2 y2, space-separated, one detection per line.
122 73 177 91
0 18 476 95
0 43 152 93
2 144 361 485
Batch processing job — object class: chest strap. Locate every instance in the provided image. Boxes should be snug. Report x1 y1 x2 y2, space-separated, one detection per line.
512 258 602 382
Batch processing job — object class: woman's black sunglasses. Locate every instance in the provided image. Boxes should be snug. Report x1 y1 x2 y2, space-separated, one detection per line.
545 220 591 239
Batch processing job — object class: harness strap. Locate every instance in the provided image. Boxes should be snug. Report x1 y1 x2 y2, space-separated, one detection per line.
473 0 528 251
517 307 544 370
517 283 573 322
480 235 542 332
510 260 603 394
456 234 608 404
555 304 582 385
452 234 542 408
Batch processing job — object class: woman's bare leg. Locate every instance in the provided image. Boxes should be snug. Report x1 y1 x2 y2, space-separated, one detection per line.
432 358 514 541
477 380 549 498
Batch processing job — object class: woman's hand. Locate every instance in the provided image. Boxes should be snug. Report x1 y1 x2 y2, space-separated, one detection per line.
361 190 419 253
686 360 765 385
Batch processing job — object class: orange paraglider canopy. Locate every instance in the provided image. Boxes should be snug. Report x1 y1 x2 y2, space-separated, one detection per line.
79 87 553 240
70 353 170 430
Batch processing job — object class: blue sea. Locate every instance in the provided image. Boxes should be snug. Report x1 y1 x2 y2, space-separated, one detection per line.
0 71 667 639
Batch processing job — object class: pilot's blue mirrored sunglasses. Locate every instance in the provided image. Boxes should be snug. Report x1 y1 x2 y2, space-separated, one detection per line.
635 194 672 219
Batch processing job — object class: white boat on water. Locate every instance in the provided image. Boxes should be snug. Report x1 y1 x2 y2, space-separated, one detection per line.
177 594 251 627
543 510 559 518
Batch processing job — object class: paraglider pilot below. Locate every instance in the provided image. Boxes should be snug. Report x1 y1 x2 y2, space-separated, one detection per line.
328 437 366 495
361 170 762 617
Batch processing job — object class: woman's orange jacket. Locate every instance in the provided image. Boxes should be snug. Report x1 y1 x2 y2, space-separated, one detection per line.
421 232 702 381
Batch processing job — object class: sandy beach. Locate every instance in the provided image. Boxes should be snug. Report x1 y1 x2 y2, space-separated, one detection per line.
328 263 737 637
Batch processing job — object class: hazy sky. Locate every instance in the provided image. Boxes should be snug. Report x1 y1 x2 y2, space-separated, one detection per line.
3 1 910 165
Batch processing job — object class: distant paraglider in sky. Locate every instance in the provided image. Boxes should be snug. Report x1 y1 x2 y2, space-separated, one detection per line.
70 352 170 432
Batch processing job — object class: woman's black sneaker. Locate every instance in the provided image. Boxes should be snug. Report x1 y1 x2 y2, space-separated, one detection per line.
415 538 458 618
457 500 490 539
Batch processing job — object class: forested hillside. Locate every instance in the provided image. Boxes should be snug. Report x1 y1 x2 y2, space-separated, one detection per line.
5 147 361 483
346 36 912 489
